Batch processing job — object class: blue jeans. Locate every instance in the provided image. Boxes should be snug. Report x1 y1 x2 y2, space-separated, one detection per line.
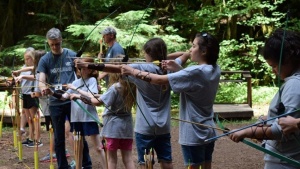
135 132 172 164
181 141 215 166
50 103 92 169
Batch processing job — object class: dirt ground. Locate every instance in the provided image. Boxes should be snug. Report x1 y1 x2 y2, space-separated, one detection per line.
0 121 265 169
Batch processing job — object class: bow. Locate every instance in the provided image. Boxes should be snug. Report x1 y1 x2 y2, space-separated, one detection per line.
214 114 300 167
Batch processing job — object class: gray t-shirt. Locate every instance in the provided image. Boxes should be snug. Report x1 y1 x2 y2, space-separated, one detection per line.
34 73 50 116
100 82 133 139
128 63 171 136
168 64 221 146
20 66 34 94
67 77 99 123
263 71 300 168
37 49 76 106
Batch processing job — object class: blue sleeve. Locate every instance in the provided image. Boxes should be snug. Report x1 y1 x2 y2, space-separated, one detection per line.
37 54 49 74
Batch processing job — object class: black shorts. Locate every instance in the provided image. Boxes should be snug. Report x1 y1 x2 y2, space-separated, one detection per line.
22 94 39 109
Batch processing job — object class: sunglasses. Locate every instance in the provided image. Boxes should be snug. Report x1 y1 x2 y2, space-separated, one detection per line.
201 32 209 43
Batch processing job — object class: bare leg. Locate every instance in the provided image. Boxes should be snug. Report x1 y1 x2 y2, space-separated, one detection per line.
89 134 107 169
28 107 39 141
20 109 27 132
107 150 118 169
160 162 173 169
120 150 135 169
23 109 33 140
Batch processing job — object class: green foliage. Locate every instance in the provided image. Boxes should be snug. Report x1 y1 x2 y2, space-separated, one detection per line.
0 92 7 110
65 9 188 58
218 34 274 85
215 83 277 105
252 86 278 104
215 83 247 104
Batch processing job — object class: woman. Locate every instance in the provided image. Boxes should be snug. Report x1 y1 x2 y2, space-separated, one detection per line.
229 29 300 169
121 32 221 169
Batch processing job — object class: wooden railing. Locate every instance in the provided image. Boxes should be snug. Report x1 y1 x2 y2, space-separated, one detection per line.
213 70 253 119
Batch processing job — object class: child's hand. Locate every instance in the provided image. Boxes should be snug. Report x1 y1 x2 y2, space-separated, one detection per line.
69 93 80 100
42 88 53 96
67 84 76 91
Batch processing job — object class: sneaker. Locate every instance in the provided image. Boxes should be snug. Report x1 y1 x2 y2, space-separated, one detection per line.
22 138 33 145
26 141 43 148
39 153 57 162
65 149 70 158
68 160 76 169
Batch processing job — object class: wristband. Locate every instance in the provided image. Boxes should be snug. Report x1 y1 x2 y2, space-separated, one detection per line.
52 91 62 99
80 95 92 105
87 63 105 71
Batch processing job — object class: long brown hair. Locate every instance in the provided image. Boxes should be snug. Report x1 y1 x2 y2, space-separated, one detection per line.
108 73 136 112
33 49 46 74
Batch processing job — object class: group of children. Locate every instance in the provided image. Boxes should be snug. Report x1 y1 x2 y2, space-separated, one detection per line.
10 27 300 169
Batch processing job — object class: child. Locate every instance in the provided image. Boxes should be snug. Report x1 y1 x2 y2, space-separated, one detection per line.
73 72 136 169
49 58 106 169
121 33 221 169
75 38 190 169
13 47 43 147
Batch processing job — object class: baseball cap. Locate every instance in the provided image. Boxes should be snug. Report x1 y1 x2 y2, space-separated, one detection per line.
100 27 116 35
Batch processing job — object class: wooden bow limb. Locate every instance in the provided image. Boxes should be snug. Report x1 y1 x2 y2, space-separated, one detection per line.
98 39 103 62
171 117 228 132
49 127 54 169
33 117 39 169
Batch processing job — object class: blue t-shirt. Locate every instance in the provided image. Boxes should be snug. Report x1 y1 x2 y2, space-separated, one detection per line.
37 48 76 106
104 42 125 62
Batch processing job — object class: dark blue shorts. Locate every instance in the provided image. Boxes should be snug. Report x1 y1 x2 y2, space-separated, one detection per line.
181 141 215 166
135 132 172 164
70 122 99 136
22 94 39 109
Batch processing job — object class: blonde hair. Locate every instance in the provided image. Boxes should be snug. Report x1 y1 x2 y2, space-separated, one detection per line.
108 73 136 112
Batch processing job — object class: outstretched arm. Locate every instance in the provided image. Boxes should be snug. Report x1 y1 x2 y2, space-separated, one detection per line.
229 125 275 143
71 94 103 106
121 65 169 85
74 59 121 73
12 66 34 76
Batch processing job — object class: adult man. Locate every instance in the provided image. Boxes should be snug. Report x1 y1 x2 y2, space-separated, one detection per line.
38 28 92 169
98 26 125 83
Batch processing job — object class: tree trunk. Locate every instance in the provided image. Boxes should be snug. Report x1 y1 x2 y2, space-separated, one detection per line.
1 0 15 47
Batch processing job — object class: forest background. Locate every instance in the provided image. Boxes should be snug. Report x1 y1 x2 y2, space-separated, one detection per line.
1 0 300 107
